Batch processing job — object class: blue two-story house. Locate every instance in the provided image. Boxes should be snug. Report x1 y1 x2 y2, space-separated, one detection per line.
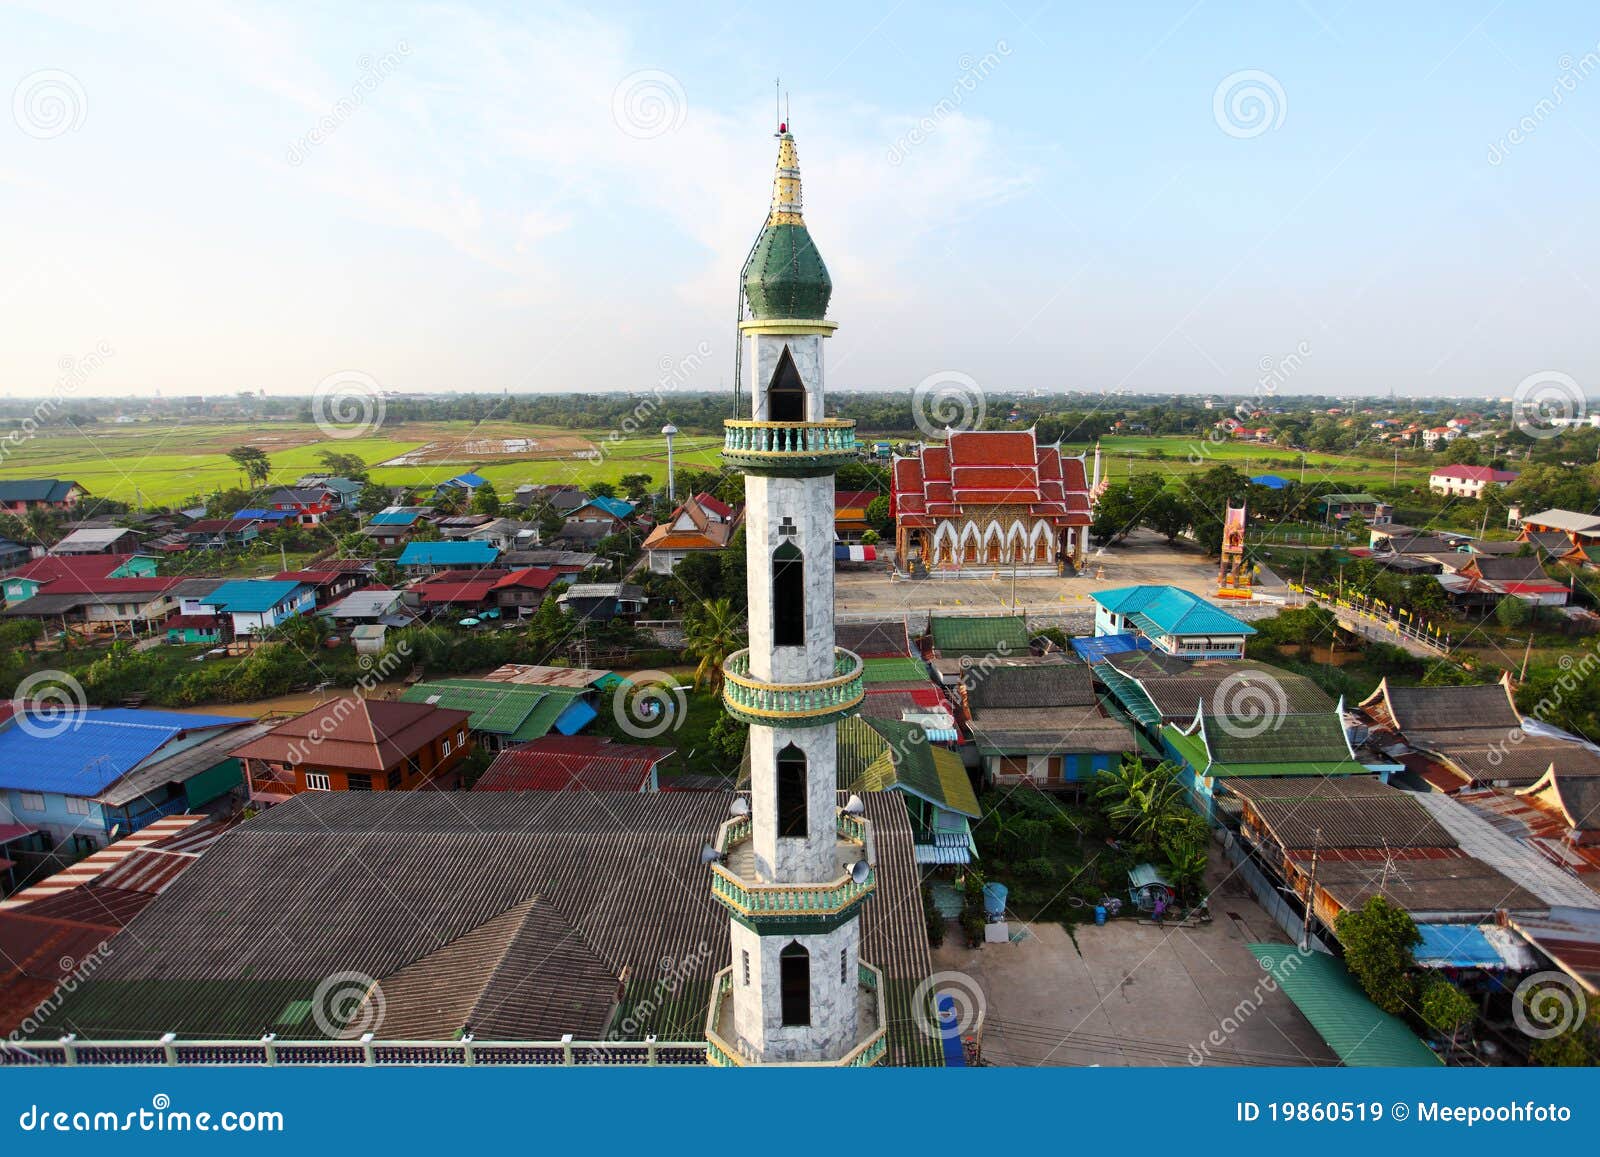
198 579 315 637
1091 585 1256 660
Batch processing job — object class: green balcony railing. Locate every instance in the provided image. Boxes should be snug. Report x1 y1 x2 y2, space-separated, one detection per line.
723 419 858 474
721 647 864 726
709 864 875 918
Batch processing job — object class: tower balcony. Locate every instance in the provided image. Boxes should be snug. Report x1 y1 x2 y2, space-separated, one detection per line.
722 647 864 728
704 960 887 1067
708 807 876 923
722 419 858 475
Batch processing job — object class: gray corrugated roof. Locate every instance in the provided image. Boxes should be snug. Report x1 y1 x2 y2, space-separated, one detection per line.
1411 792 1600 907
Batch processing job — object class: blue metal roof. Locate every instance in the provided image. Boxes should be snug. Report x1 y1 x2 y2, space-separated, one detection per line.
368 509 421 526
1414 923 1508 969
1070 632 1154 662
1093 585 1256 638
581 495 635 519
233 508 291 520
439 472 488 488
397 540 500 566
1251 474 1291 489
0 709 249 796
201 580 309 614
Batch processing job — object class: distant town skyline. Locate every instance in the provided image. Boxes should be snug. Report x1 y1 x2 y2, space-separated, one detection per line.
4 2 1599 400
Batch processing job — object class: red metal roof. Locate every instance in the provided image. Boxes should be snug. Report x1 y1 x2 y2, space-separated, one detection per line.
474 734 674 793
417 580 498 604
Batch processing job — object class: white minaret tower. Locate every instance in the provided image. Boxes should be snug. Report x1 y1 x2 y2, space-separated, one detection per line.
702 120 884 1067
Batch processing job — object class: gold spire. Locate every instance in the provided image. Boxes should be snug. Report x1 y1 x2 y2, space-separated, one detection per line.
767 131 804 227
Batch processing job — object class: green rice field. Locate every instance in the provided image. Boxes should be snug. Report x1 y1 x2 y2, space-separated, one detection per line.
0 420 1428 507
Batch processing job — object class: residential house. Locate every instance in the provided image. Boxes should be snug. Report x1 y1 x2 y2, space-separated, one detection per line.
362 507 428 548
163 579 233 645
397 539 499 575
1097 652 1337 741
1429 465 1518 499
491 566 561 616
1316 492 1393 525
1358 679 1600 790
1091 585 1256 659
0 480 84 515
198 579 316 637
261 487 337 526
412 570 501 617
179 517 261 552
433 471 489 499
474 733 671 789
1422 426 1459 449
293 474 364 510
0 553 178 636
233 697 474 802
836 618 915 659
958 656 1136 789
642 493 741 574
559 582 645 622
927 614 1031 663
459 517 542 552
562 496 635 537
50 526 142 555
318 587 411 628
515 484 587 514
1449 555 1570 608
274 569 364 609
1160 702 1369 815
0 538 30 570
501 548 602 574
0 708 256 851
1518 508 1600 547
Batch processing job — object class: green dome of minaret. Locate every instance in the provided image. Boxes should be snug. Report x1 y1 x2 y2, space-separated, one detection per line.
741 128 832 321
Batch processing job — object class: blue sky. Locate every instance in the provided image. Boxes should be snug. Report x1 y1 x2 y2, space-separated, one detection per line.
2 1 1597 399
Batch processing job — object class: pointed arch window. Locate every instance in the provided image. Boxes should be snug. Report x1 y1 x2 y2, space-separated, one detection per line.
780 941 811 1027
772 541 805 646
776 743 807 838
766 346 806 422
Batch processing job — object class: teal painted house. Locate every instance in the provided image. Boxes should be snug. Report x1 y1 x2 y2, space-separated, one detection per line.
1091 585 1256 659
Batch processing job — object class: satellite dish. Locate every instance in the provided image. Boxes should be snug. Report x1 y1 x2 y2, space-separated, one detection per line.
700 842 722 866
844 794 865 816
730 797 751 817
850 860 871 885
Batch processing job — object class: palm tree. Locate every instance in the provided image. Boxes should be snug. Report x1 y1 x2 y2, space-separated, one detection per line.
226 446 271 488
1093 758 1187 845
683 598 745 689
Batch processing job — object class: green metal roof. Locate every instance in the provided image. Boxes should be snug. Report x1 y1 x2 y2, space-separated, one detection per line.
399 679 579 742
1249 944 1440 1067
1161 722 1366 779
1097 663 1163 730
928 615 1031 657
1318 493 1381 505
861 657 930 685
842 716 981 819
1205 711 1354 766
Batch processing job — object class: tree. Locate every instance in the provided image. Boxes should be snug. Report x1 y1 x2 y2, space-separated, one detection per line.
1143 490 1190 543
357 484 395 515
317 450 369 480
865 495 893 537
1495 595 1531 629
682 597 745 689
1092 758 1188 848
588 481 617 500
1419 976 1476 1051
1334 896 1419 1015
619 472 654 502
470 482 502 516
226 446 271 487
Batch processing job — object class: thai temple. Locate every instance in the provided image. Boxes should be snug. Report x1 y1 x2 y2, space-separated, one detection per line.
892 431 1100 574
706 121 886 1065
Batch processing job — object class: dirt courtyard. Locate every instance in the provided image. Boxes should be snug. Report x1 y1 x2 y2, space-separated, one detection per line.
930 853 1337 1067
837 529 1262 620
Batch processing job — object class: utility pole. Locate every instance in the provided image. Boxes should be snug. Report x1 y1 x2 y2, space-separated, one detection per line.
1520 633 1534 683
1300 827 1322 952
